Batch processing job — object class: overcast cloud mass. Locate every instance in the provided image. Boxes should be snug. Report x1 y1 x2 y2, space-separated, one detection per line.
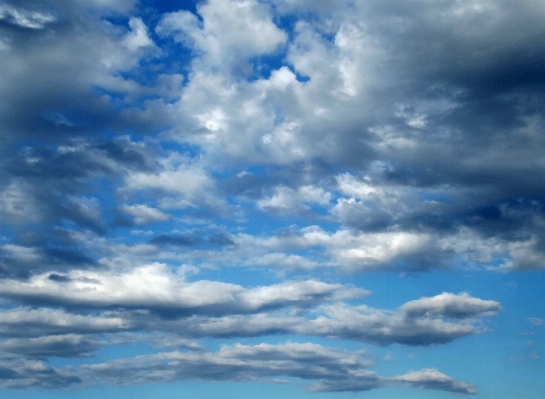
0 1 544 398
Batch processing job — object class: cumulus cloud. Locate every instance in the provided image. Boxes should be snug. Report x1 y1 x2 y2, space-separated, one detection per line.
257 185 332 214
1 0 543 395
157 0 286 69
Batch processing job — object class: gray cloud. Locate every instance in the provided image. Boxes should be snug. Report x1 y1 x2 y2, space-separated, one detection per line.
0 0 540 395
0 358 80 389
125 292 498 347
75 342 475 394
400 292 502 319
0 334 100 359
0 307 129 338
0 265 368 316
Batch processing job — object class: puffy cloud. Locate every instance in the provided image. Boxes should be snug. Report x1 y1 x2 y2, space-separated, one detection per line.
157 0 286 69
235 226 438 271
257 185 331 214
0 0 543 395
401 292 502 319
122 17 154 52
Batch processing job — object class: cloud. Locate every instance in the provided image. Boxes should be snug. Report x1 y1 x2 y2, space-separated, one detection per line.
119 204 172 225
0 263 366 315
122 17 154 52
234 226 439 272
75 342 474 394
157 0 286 70
0 3 55 29
0 358 79 389
145 292 498 346
0 0 543 395
257 185 332 214
0 334 100 359
0 307 129 338
401 292 502 319
394 368 476 394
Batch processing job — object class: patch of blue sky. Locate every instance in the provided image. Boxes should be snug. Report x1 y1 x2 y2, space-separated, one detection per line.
158 140 202 158
247 53 310 83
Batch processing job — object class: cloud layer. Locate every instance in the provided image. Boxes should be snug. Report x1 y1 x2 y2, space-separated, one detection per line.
1 0 544 396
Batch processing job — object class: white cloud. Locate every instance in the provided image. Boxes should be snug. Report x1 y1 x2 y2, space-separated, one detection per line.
0 264 364 314
336 173 382 199
394 368 476 394
125 165 216 209
237 226 433 270
257 185 331 213
122 18 154 52
120 204 172 225
0 4 55 29
157 0 286 67
401 292 502 318
529 317 544 326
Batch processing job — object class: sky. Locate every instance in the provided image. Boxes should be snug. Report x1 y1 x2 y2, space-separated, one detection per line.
0 0 544 397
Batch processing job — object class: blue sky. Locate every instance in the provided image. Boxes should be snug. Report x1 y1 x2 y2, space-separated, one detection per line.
0 0 544 397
